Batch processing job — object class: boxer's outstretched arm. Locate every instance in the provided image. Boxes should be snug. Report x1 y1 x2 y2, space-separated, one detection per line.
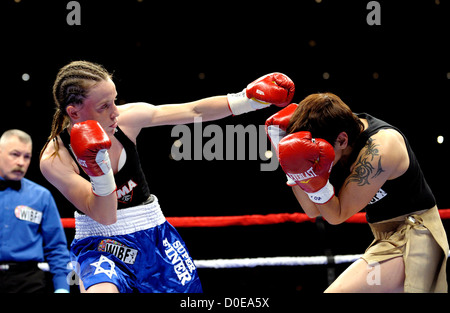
116 73 295 139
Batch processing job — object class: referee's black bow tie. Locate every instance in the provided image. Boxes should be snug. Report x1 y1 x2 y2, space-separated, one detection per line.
0 180 21 191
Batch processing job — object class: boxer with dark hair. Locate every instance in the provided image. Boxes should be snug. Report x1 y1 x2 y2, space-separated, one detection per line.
266 92 448 293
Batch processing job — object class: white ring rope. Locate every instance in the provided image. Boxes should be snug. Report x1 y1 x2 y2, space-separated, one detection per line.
39 252 450 271
193 254 363 269
37 254 363 272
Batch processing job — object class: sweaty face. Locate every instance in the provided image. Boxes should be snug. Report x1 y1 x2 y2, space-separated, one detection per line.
0 136 32 181
72 78 120 136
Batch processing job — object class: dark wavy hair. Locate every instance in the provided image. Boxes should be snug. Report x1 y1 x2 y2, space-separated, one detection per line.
287 92 364 146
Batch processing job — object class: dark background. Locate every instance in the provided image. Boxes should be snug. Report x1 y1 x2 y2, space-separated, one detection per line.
1 0 450 294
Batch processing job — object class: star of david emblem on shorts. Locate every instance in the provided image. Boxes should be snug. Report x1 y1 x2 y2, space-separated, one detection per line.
90 255 118 279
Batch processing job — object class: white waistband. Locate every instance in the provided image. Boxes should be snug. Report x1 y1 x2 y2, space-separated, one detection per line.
74 196 166 239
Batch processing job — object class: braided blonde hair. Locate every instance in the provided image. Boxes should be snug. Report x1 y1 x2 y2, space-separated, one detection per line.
40 61 112 159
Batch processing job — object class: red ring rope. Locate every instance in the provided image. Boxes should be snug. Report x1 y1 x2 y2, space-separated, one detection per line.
60 208 450 229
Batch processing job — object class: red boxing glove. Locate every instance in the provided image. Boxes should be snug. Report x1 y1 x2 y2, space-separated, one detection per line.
70 120 116 196
227 73 295 115
278 131 335 204
265 103 298 157
247 73 295 107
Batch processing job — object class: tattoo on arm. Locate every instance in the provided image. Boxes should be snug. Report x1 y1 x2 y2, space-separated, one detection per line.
345 138 385 187
372 157 385 179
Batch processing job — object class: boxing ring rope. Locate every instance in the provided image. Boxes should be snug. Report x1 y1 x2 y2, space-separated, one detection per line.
61 208 450 228
55 209 450 270
193 254 364 269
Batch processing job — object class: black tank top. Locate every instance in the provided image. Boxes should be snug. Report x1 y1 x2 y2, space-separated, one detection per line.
330 113 435 223
60 126 151 210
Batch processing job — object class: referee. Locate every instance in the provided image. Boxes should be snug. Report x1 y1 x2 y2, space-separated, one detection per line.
0 129 70 293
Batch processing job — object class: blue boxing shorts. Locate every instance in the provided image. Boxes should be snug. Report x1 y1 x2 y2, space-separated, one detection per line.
70 196 202 293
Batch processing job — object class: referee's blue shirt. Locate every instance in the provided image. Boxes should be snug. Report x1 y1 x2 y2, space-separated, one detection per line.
0 177 70 291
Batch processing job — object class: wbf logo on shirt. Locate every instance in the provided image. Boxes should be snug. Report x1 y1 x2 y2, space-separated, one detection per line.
14 205 42 224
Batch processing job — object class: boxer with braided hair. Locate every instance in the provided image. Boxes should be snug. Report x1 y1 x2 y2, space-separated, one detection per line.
42 61 111 159
40 60 295 293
